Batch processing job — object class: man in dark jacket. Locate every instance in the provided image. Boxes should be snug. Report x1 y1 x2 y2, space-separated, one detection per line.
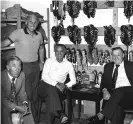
87 47 133 124
1 56 31 124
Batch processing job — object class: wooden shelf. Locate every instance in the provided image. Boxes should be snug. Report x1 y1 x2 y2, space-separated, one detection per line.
63 27 121 36
1 46 15 51
1 18 25 23
50 1 124 12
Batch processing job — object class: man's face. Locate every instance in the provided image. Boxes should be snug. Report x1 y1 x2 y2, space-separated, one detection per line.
112 49 124 65
55 46 65 63
27 15 39 32
7 60 21 78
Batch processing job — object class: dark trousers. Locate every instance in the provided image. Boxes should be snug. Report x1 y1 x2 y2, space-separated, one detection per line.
38 81 66 124
22 61 40 124
102 86 133 124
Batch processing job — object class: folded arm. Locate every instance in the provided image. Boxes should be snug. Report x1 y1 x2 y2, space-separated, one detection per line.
66 63 76 88
41 59 58 86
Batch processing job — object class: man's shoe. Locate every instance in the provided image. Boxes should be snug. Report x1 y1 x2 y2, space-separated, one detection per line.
60 113 69 124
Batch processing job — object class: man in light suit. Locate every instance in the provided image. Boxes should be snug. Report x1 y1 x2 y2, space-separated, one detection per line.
87 47 133 124
1 56 31 124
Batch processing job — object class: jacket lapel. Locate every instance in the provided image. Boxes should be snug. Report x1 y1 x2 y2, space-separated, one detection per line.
3 70 12 97
124 61 132 85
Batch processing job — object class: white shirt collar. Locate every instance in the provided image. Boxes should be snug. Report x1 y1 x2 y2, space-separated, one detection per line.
54 58 66 63
7 72 16 83
114 61 124 67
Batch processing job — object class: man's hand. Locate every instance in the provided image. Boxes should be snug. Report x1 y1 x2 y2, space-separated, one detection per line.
16 105 26 114
39 61 44 71
102 88 111 100
55 82 66 93
23 103 29 112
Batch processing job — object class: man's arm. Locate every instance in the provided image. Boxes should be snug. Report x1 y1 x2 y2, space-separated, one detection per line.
39 44 45 63
41 59 58 86
1 38 13 48
66 63 76 88
1 29 19 48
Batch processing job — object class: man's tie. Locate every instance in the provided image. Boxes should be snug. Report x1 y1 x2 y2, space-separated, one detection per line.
112 64 120 89
10 78 16 103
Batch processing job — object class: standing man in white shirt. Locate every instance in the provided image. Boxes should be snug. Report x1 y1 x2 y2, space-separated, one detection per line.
38 44 76 124
87 47 133 124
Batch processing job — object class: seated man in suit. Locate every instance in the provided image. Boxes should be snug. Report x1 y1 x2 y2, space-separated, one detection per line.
38 44 76 124
1 56 30 124
87 47 133 124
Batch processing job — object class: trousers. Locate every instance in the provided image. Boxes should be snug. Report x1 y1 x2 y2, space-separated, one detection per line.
38 81 66 124
102 86 133 124
22 61 40 124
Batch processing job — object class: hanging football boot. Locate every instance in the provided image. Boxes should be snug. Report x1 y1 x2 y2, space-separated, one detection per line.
67 0 81 20
87 46 93 65
52 21 65 44
83 1 97 18
98 50 104 65
123 1 133 22
124 50 128 61
52 0 66 20
65 48 72 62
92 47 98 65
67 25 81 44
81 49 88 71
104 50 111 64
71 48 76 64
76 49 82 67
104 25 116 47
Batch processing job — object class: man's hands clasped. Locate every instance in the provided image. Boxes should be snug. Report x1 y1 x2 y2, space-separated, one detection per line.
16 103 30 116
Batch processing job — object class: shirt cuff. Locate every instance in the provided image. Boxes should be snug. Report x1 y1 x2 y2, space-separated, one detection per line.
66 83 72 88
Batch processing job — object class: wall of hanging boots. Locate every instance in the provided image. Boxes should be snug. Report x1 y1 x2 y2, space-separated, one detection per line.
51 1 133 90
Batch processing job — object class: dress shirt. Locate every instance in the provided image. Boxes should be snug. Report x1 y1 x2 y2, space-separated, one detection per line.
8 73 17 84
41 58 76 87
113 62 131 88
8 72 28 105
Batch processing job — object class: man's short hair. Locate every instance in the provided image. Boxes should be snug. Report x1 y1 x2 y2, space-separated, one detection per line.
54 44 66 53
112 47 124 54
7 56 22 65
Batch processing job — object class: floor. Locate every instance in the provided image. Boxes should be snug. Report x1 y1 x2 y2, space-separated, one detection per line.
39 112 133 124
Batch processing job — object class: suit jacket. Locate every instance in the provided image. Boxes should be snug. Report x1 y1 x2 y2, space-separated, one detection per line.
1 69 28 111
100 61 133 93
